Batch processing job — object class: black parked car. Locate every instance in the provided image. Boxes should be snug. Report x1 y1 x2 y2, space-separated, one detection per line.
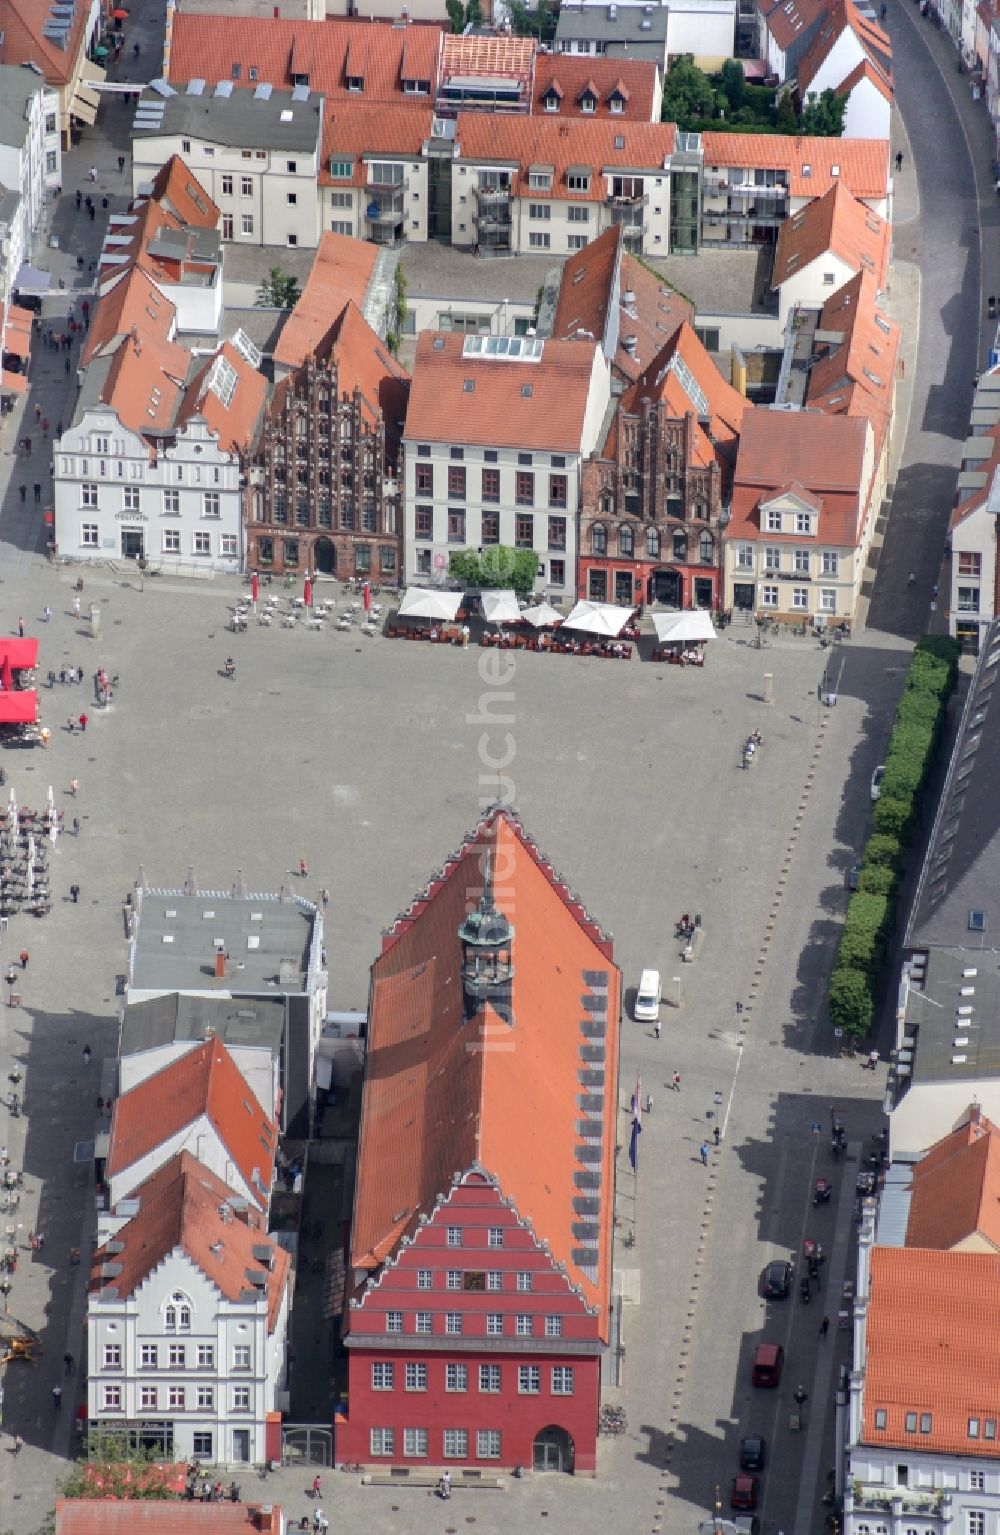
761 1260 793 1299
739 1435 767 1472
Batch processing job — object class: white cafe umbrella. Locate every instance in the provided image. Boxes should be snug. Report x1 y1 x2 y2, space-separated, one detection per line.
481 590 521 625
26 835 34 898
397 588 464 622
652 611 716 645
521 602 564 629
562 600 631 638
46 785 58 845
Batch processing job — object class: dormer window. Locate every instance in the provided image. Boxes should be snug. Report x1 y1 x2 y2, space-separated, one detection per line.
291 71 308 87
543 90 560 112
403 77 429 94
579 90 597 113
347 74 363 91
528 168 553 191
609 94 624 113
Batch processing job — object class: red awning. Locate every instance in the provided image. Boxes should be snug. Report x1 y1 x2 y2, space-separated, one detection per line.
2 304 33 359
0 691 38 725
0 640 39 672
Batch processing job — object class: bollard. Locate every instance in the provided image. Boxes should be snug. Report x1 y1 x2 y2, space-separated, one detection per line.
89 603 101 639
763 671 773 705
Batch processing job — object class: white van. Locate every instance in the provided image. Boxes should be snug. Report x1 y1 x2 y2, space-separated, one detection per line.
635 969 661 1022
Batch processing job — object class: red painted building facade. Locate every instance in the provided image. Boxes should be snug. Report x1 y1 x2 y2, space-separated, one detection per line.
338 809 621 1476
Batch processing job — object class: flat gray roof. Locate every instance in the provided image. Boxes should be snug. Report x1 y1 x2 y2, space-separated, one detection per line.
132 85 322 153
900 946 1000 1088
121 992 287 1057
130 889 318 994
555 4 670 41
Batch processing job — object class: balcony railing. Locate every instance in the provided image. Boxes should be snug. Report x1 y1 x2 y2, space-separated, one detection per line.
474 184 512 203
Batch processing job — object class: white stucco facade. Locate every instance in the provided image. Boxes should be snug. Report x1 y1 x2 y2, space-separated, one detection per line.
840 77 892 140
54 410 245 572
0 65 62 306
775 250 858 328
87 1248 289 1467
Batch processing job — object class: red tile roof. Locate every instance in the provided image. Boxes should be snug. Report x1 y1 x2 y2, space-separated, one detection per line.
91 1151 289 1330
175 340 267 455
904 1106 1000 1251
534 54 659 119
56 1501 284 1535
950 422 1000 531
273 300 409 448
147 155 220 231
837 56 894 103
701 131 890 201
728 406 870 546
863 1245 1000 1455
455 112 675 202
167 15 443 101
798 0 892 94
273 231 378 370
107 1037 276 1209
0 0 89 84
759 0 826 52
320 102 434 188
806 269 898 457
552 228 691 382
772 180 890 289
404 330 601 452
614 320 750 466
98 160 220 295
350 808 620 1323
82 264 180 370
442 32 534 78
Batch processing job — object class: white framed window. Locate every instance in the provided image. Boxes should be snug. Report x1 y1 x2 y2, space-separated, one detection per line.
140 1345 158 1369
197 1345 214 1368
164 1294 191 1332
196 1386 214 1409
969 1472 986 1491
103 1344 122 1368
168 1386 185 1409
232 1387 250 1411
372 1362 394 1391
447 1270 461 1290
415 1311 432 1334
488 1227 504 1248
222 175 233 195
241 214 254 236
405 1362 427 1391
552 1366 575 1394
386 1311 403 1333
445 1312 462 1335
446 1364 468 1392
736 544 753 570
477 1429 501 1460
168 1344 185 1368
821 550 839 576
82 483 98 507
544 1314 562 1337
233 1345 251 1370
417 1270 433 1290
102 1384 122 1410
193 1433 213 1458
518 1365 541 1393
528 231 551 249
140 1386 158 1409
794 548 810 573
820 588 837 612
568 204 589 220
163 488 180 514
220 534 238 557
568 234 587 250
241 176 253 196
486 1313 503 1336
443 1429 468 1458
371 1428 395 1457
487 1271 503 1291
479 1364 501 1393
516 1272 532 1292
792 588 809 610
403 1428 428 1457
123 486 139 513
795 511 813 534
193 531 211 556
528 203 551 220
203 491 220 518
516 1314 533 1336
764 546 781 570
765 508 782 531
81 523 98 547
447 1227 462 1248
761 585 778 608
968 1512 986 1535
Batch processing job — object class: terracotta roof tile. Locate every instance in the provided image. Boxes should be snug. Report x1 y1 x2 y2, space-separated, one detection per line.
320 102 434 188
107 1037 276 1209
863 1246 1000 1455
0 0 89 84
350 808 620 1322
91 1151 289 1330
442 32 534 77
773 180 890 289
615 320 750 466
404 330 601 452
728 407 870 546
806 269 898 455
272 300 409 449
83 265 178 369
167 15 443 101
455 112 675 201
701 131 890 201
56 1501 285 1535
837 56 894 102
904 1106 1000 1250
759 0 826 52
273 231 378 369
175 339 267 454
148 155 220 230
798 0 892 93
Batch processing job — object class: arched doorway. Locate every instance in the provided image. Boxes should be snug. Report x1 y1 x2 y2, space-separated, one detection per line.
533 1425 575 1473
314 538 336 575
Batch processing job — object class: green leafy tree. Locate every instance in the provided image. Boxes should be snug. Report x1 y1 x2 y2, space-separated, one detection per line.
858 864 898 897
862 833 903 872
449 545 539 599
774 88 798 133
661 55 717 126
446 0 465 31
829 968 873 1037
62 1434 181 1501
255 266 301 308
466 0 484 21
800 88 847 137
720 58 746 111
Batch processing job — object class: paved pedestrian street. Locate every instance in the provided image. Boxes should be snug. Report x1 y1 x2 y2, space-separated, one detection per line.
0 564 901 1535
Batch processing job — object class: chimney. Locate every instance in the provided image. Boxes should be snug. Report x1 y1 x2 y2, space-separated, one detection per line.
622 335 638 357
215 950 226 979
254 1506 275 1533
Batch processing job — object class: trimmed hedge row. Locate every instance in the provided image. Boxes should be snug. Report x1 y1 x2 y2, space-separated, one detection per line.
828 636 961 1037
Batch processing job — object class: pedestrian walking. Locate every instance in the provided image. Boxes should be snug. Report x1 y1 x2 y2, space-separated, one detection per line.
77 666 84 683
78 713 88 732
81 1041 90 1063
69 779 78 797
699 1141 710 1166
56 420 63 436
18 951 28 971
81 300 89 322
52 1384 62 1410
117 154 125 174
72 596 81 618
88 164 97 182
66 718 74 733
22 436 30 456
654 1018 661 1039
64 355 70 376
88 203 95 222
671 1071 681 1091
713 1125 721 1146
34 403 41 424
42 606 51 623
41 418 49 438
867 1048 880 1070
72 817 80 837
96 1095 104 1115
793 1384 809 1408
312 1475 322 1499
17 617 24 638
819 1315 830 1337
33 483 41 504
64 1352 75 1375
72 885 82 906
75 188 81 209
895 150 903 171
18 486 25 505
907 571 916 588
13 1433 23 1455
133 38 140 55
299 858 308 878
320 887 329 909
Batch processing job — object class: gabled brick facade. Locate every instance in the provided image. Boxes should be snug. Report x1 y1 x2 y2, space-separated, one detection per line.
579 400 725 610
